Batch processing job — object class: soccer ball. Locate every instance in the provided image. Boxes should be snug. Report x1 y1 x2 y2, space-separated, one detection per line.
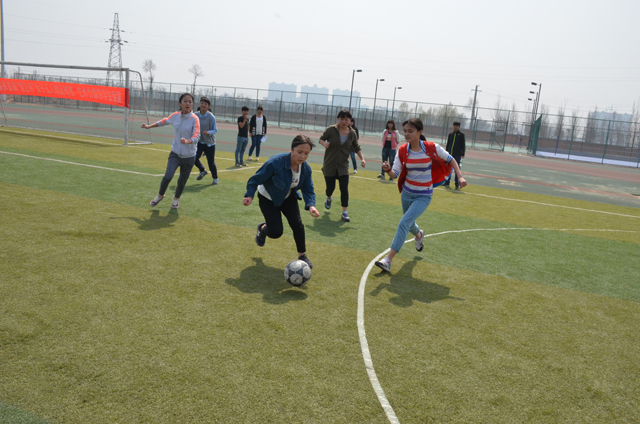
284 260 311 286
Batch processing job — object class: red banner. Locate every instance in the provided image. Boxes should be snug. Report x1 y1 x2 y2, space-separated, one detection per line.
0 79 129 108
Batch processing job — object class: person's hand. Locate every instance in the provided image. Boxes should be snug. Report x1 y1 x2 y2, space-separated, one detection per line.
382 161 391 172
180 138 190 144
309 206 320 218
203 131 209 135
243 197 253 206
458 177 467 188
141 123 150 129
360 159 366 168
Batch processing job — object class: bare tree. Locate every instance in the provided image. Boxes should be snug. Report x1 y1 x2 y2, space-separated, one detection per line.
631 100 640 149
142 59 157 92
539 104 550 138
554 101 567 140
188 64 204 94
508 102 519 134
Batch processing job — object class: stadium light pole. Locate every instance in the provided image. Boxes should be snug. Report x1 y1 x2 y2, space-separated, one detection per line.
372 78 385 131
349 69 362 111
391 86 402 120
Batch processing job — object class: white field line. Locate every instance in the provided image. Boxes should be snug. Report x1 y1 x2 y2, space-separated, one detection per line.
0 150 258 177
359 226 639 424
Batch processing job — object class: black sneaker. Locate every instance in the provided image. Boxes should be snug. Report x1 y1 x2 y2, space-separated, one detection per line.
196 170 208 181
255 223 266 247
377 174 385 179
298 254 313 269
324 197 332 210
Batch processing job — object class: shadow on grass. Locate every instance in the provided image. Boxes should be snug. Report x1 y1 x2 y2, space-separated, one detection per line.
112 209 179 231
370 257 464 307
181 182 215 193
226 257 308 304
305 211 354 238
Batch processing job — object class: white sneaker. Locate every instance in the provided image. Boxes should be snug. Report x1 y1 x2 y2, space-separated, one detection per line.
415 230 424 252
354 169 358 174
171 197 180 209
150 195 164 207
375 256 392 272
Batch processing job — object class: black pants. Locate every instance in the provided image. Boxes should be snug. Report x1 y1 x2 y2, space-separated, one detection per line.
159 152 195 199
445 155 462 187
195 143 218 179
258 192 306 253
324 174 350 208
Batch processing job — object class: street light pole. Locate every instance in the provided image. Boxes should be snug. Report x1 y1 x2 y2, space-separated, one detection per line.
391 86 402 120
349 69 362 110
372 78 384 131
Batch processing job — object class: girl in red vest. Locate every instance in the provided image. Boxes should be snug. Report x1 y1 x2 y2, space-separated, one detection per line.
375 118 466 272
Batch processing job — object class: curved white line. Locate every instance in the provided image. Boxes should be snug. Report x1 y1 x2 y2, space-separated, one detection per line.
358 227 639 423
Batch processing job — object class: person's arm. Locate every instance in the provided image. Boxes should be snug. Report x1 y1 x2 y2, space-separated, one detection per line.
449 157 467 187
263 116 267 135
141 122 159 129
352 134 365 168
319 128 332 149
210 113 218 135
181 116 200 144
382 131 387 144
461 133 466 158
300 164 319 217
238 116 248 129
243 160 276 204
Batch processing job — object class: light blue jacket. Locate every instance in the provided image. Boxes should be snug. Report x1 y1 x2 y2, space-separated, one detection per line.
157 111 200 158
196 110 217 146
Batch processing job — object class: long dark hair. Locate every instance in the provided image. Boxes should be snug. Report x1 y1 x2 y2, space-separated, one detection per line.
402 118 424 132
386 119 397 131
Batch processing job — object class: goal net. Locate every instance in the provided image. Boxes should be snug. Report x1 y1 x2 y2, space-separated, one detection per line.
0 61 152 145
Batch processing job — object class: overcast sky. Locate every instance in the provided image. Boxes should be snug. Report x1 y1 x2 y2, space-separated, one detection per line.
5 0 640 116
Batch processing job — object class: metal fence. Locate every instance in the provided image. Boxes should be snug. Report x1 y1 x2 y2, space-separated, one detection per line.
3 68 639 168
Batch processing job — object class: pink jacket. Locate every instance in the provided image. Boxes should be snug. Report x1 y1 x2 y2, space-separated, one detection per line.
382 130 400 150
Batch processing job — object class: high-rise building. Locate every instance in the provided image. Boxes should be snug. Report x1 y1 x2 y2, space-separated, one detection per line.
268 82 298 102
301 84 330 106
332 88 360 109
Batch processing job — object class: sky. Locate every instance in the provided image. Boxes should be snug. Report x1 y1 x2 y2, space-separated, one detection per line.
4 0 640 117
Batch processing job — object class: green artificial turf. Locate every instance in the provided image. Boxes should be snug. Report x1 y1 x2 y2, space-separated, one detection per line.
1 130 639 423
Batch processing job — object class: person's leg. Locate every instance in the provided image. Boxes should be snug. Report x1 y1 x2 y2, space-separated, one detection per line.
381 148 390 175
194 143 206 173
205 144 218 180
324 175 337 198
280 194 306 254
389 149 396 179
453 155 462 188
350 151 357 171
174 156 196 199
258 193 284 240
338 174 349 210
389 191 432 256
255 135 261 159
159 152 180 196
248 136 257 158
240 137 249 164
235 137 242 165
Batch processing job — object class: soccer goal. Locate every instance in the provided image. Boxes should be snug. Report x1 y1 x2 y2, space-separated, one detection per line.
0 61 153 145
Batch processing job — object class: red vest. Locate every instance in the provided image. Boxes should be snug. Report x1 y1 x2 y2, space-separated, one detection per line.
396 140 452 193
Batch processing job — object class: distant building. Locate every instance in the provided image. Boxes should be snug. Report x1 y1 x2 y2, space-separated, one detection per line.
592 110 632 122
300 84 330 106
332 88 360 109
268 82 298 102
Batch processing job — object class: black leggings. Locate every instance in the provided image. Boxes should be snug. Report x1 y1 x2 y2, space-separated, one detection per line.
324 174 350 208
258 193 306 253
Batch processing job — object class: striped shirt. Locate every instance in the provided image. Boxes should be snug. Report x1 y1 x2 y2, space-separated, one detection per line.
392 143 452 196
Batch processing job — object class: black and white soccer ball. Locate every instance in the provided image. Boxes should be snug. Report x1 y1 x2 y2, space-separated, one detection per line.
284 260 311 286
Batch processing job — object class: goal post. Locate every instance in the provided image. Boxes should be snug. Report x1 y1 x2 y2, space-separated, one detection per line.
0 61 152 145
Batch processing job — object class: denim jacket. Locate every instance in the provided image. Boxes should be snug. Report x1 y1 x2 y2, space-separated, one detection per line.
245 152 316 210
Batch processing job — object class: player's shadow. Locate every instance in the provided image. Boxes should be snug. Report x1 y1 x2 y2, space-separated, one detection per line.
305 212 354 238
225 257 308 304
111 209 179 231
181 182 212 194
370 257 464 307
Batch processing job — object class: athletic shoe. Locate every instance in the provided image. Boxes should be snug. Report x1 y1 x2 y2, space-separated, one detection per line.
150 194 164 207
375 256 392 272
298 254 313 269
235 163 241 168
255 157 259 162
341 212 350 222
171 197 180 209
255 222 267 247
415 229 425 252
247 156 253 161
377 174 385 179
444 181 451 188
324 197 332 210
241 162 248 167
455 186 460 191
212 178 219 185
354 169 357 174
197 170 208 181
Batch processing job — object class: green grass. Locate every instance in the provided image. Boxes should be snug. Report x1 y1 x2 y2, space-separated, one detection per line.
1 130 639 423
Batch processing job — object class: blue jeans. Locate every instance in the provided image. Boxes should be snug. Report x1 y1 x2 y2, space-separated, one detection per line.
235 136 249 164
350 151 358 170
248 135 262 158
390 190 432 253
381 147 396 174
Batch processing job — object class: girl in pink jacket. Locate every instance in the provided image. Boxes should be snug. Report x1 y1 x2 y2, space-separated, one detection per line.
378 120 401 181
